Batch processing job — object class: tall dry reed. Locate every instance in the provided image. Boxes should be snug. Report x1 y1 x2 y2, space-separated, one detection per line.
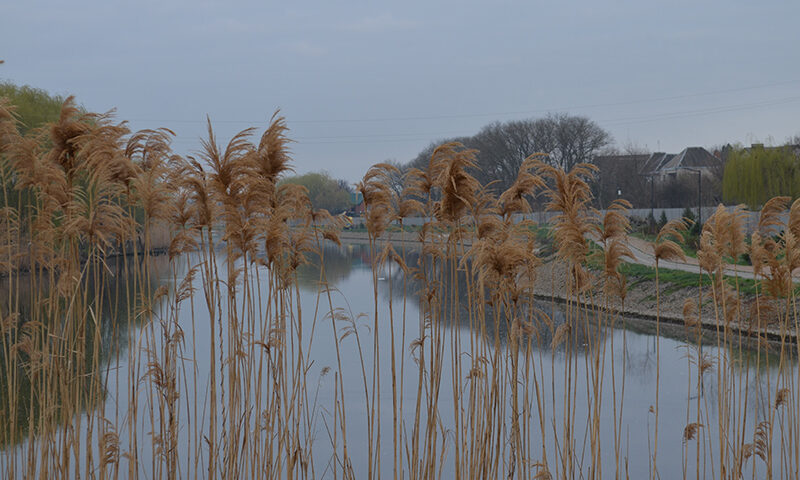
0 93 798 480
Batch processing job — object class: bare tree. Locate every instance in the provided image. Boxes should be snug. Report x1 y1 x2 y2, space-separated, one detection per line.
407 137 471 171
545 113 611 171
405 114 611 195
469 119 556 190
382 159 406 205
337 178 354 194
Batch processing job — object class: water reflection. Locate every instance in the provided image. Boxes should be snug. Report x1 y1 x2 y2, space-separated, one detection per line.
299 242 789 362
296 243 370 288
296 241 795 478
3 242 796 479
0 255 170 448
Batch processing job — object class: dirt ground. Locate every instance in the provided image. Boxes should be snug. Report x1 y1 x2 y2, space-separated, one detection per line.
339 231 796 343
533 260 795 343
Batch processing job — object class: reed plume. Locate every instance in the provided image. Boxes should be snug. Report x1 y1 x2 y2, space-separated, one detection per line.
2 91 800 480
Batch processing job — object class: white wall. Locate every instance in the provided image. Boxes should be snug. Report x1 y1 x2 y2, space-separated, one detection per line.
350 205 778 235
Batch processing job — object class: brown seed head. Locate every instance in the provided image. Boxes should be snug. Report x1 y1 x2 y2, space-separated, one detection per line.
759 196 790 235
683 422 704 441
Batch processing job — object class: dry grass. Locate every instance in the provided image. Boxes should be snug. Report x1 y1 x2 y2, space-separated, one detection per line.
0 96 798 479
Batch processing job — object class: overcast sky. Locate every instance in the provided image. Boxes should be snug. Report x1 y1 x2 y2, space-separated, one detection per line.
2 0 799 182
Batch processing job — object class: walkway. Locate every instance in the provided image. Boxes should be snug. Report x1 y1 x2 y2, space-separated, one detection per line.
624 235 800 282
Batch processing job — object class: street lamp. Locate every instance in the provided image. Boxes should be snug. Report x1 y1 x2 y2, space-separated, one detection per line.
639 172 656 220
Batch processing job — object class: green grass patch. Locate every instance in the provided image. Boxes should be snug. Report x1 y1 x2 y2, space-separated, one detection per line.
617 262 760 296
630 231 699 259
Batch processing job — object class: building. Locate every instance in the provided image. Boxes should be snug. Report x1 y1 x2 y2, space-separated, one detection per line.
593 153 650 208
641 147 722 181
348 191 365 215
593 146 723 210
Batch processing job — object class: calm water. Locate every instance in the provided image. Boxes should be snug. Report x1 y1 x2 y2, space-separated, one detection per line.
3 242 796 479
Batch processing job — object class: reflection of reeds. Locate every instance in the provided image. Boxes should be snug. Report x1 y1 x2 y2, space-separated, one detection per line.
1 93 799 479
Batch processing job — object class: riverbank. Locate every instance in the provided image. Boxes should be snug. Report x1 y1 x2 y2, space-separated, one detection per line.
534 261 796 346
0 222 172 277
339 230 474 247
339 231 798 345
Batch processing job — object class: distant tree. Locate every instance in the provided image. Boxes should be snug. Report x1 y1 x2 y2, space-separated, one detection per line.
645 211 657 234
405 113 611 195
655 176 699 208
723 144 800 208
464 119 550 191
336 178 354 194
658 211 668 229
380 159 406 200
620 141 650 156
0 82 65 135
681 206 696 223
545 113 611 171
280 172 352 214
682 207 701 236
407 137 471 172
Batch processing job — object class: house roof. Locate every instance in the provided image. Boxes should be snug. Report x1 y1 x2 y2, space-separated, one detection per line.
641 147 720 174
641 152 675 175
659 147 721 171
594 153 649 164
593 153 649 172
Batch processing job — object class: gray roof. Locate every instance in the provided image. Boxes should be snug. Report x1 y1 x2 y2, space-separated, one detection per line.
660 147 721 171
642 147 720 174
594 153 649 168
641 152 675 175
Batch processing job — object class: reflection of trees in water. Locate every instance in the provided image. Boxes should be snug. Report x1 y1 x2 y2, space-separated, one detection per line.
675 346 788 427
299 242 792 401
295 243 371 290
337 244 789 378
360 248 598 351
297 241 796 476
0 254 169 447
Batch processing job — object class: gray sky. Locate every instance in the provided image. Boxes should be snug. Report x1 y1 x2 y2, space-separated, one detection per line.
2 0 799 182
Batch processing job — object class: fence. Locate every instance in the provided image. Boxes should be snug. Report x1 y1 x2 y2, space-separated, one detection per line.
349 205 777 235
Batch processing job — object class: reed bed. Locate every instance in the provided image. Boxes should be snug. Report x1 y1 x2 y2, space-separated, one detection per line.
0 96 798 479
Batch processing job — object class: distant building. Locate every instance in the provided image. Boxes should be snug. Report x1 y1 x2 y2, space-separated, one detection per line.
348 191 365 215
641 147 722 181
593 153 650 208
593 146 723 209
349 191 363 205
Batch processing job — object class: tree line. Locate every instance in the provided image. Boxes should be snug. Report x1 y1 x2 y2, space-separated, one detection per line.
405 113 611 195
7 79 800 214
723 143 800 208
0 82 66 135
288 114 615 214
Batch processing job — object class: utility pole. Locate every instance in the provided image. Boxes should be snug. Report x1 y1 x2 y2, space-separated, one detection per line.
697 170 701 226
641 172 655 219
650 175 655 219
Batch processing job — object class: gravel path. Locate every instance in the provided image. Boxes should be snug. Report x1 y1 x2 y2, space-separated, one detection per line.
625 236 757 279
